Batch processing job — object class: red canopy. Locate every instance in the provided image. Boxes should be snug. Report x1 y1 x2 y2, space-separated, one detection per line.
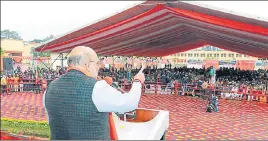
34 1 268 58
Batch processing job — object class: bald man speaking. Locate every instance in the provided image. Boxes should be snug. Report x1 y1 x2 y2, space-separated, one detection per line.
44 46 145 140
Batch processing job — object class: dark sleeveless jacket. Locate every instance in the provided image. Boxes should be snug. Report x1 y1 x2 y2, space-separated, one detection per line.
45 70 110 140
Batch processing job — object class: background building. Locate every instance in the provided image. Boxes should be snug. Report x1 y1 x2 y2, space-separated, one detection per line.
166 45 258 61
0 39 68 72
1 39 37 56
164 45 259 67
1 39 37 71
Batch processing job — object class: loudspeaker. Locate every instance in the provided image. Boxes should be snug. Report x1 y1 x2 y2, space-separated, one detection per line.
3 58 14 71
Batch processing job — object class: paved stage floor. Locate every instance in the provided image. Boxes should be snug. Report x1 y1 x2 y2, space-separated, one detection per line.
1 93 268 140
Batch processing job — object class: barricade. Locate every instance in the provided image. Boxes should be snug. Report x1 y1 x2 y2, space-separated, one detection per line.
1 79 267 104
144 84 172 95
248 89 267 103
0 81 48 95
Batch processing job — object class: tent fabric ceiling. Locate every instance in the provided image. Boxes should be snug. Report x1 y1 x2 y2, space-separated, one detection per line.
34 1 268 58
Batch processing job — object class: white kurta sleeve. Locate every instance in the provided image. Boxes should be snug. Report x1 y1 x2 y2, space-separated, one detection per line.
43 90 49 123
92 80 142 113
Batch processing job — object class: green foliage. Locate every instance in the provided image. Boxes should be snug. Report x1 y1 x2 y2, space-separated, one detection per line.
1 118 50 138
0 47 5 55
1 29 22 40
33 51 51 57
31 39 43 43
42 35 54 42
31 35 54 43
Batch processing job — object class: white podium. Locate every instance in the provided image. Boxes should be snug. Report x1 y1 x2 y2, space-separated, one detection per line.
112 108 169 140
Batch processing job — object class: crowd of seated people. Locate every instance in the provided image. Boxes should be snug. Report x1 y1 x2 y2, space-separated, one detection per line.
1 65 267 101
99 66 266 84
98 66 268 99
0 66 67 95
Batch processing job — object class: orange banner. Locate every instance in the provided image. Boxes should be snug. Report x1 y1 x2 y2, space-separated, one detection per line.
203 60 219 69
236 60 256 70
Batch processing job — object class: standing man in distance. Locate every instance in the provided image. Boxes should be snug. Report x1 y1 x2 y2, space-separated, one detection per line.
209 66 216 85
44 46 145 140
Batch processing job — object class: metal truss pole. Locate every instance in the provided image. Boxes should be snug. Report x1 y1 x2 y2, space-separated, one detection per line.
61 53 64 68
34 57 50 70
49 53 63 70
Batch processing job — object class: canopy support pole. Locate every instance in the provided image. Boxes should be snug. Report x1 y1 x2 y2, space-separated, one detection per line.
34 57 50 70
61 53 64 68
49 53 63 70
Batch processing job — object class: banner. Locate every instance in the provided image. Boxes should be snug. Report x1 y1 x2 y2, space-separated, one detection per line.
114 57 123 69
186 59 203 69
254 60 263 70
256 61 268 70
13 63 28 72
152 59 158 66
236 60 255 70
161 59 168 65
264 62 268 70
127 58 133 65
175 59 186 64
203 60 219 69
102 57 113 65
219 60 236 68
255 60 264 66
141 58 147 65
133 58 141 68
265 63 268 70
146 58 153 67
